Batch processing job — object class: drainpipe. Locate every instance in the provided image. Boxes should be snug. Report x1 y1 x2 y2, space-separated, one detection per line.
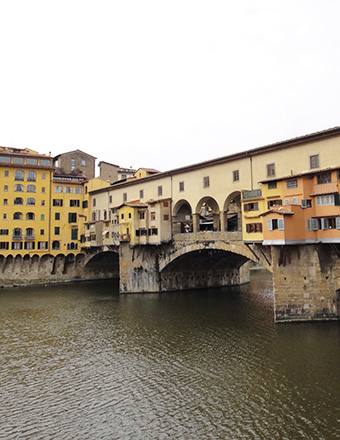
248 153 254 190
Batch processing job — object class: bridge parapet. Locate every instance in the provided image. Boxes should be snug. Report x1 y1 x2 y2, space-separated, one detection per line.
173 231 242 242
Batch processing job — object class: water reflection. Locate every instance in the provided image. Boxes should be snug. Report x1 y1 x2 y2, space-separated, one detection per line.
0 271 339 439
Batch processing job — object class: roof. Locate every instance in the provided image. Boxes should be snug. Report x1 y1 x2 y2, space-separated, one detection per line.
54 149 97 160
91 126 340 195
98 160 120 168
260 165 340 184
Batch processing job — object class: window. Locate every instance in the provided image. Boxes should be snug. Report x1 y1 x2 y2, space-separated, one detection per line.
41 200 45 206
82 201 88 208
15 170 25 180
233 170 239 182
24 242 35 250
42 187 45 193
74 187 82 194
12 242 23 250
267 218 285 231
64 186 72 194
42 173 46 179
81 159 86 166
246 223 263 233
2 214 7 220
53 199 63 207
41 214 45 221
140 189 144 199
3 199 8 205
128 213 132 219
4 170 9 177
71 158 76 171
163 201 169 207
158 186 163 196
104 210 107 220
292 197 299 205
123 193 127 202
310 154 319 169
40 160 51 166
148 228 158 235
179 181 184 192
27 185 36 193
0 229 9 235
268 181 277 189
243 202 259 212
70 200 80 207
55 213 60 220
13 228 22 239
307 218 319 231
284 198 290 205
52 241 60 250
93 198 96 207
301 199 312 208
203 176 210 188
317 173 331 184
68 213 77 223
14 184 24 192
164 214 169 221
55 186 63 193
139 211 145 220
54 227 60 235
26 198 36 205
0 156 11 163
14 197 23 205
38 241 48 249
13 212 23 220
316 194 336 206
27 171 36 181
266 163 275 178
27 158 38 165
267 199 282 209
71 228 78 240
4 185 8 192
26 212 35 220
25 228 34 239
0 242 9 250
121 213 124 220
151 212 156 221
109 195 112 203
286 179 298 189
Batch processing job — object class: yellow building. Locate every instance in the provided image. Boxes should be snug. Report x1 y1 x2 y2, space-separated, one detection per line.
0 147 53 256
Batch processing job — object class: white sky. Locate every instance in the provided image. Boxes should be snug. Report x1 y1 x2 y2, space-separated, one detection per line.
1 0 340 173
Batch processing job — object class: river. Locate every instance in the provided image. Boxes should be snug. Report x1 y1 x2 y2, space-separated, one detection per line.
0 270 339 439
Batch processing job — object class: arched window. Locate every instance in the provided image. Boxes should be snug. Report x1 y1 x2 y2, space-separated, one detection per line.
15 170 24 181
52 241 60 250
27 171 36 181
14 197 23 205
25 228 35 239
14 184 24 192
26 212 35 220
12 228 22 239
27 185 36 193
26 198 35 205
13 212 23 220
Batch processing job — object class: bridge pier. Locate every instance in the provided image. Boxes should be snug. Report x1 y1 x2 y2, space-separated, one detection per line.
272 244 340 322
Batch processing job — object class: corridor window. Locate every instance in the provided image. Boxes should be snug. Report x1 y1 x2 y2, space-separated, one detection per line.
203 176 210 188
310 154 319 169
179 181 184 192
233 170 239 182
140 189 144 199
266 163 275 178
158 186 163 196
286 179 298 189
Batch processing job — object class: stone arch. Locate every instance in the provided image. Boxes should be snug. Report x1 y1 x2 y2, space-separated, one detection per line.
85 251 119 279
195 196 220 232
40 254 54 273
172 199 193 234
223 191 242 232
51 253 65 275
63 253 75 274
159 240 272 273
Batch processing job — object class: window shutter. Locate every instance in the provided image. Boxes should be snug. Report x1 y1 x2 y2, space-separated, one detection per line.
307 219 312 230
267 219 273 231
312 218 318 230
278 218 285 230
301 199 307 208
321 218 328 230
336 217 340 229
334 193 340 206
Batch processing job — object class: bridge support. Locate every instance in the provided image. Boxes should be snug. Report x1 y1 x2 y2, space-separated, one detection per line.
272 244 340 322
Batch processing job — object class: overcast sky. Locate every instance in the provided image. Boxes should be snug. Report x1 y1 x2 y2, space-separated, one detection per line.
1 1 340 173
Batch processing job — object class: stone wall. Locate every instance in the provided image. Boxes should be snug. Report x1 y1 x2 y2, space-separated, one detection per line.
272 244 340 322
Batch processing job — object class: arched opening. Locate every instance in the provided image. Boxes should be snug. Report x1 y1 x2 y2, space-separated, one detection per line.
223 192 242 232
172 200 193 234
195 197 220 232
85 251 119 279
160 248 250 291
